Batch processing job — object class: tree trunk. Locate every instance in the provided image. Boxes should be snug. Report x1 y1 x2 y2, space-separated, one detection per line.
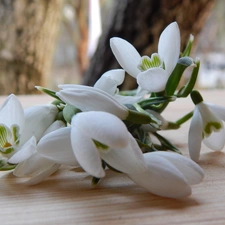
82 0 216 89
0 0 64 95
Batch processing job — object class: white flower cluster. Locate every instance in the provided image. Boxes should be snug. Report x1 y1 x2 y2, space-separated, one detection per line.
1 22 224 200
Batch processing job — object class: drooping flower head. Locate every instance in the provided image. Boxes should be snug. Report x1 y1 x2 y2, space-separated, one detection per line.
37 111 147 178
128 151 204 199
189 90 225 161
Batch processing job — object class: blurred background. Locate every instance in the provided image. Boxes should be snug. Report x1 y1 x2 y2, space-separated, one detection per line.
0 0 224 95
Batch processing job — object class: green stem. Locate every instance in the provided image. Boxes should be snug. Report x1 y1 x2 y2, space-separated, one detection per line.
175 111 193 125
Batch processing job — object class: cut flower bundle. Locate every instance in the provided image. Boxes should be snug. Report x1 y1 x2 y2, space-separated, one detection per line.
1 21 224 199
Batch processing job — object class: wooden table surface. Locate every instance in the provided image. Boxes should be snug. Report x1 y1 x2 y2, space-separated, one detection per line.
1 90 225 225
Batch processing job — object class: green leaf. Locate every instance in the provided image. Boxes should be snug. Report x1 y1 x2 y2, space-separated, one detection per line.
165 57 195 96
138 96 176 110
181 34 194 57
153 132 181 154
35 86 61 100
177 59 200 97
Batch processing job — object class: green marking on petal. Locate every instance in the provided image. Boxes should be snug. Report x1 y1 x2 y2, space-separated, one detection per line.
0 125 12 148
204 121 222 135
11 125 20 145
93 140 109 152
0 124 20 156
138 53 163 71
0 157 16 171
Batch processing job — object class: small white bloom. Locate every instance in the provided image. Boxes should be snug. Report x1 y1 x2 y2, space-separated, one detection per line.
189 101 225 162
128 151 204 199
0 94 25 159
20 104 59 145
38 111 146 178
94 69 143 104
110 22 180 93
9 120 66 185
70 111 146 178
37 127 79 166
57 84 129 119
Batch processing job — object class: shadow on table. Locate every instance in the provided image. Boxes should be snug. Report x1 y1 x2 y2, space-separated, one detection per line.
1 168 200 212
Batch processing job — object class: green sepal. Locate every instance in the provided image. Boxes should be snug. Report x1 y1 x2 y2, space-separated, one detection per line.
63 104 81 124
51 99 65 108
165 57 195 96
55 111 67 124
35 86 61 101
177 59 200 97
190 90 204 105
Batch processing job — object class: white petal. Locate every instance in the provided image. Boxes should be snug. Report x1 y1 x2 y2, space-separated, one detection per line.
100 133 146 174
13 152 56 177
94 76 117 95
0 94 25 129
206 102 225 121
203 127 225 151
8 136 36 164
158 22 180 75
102 69 125 85
57 85 128 119
110 37 141 78
113 94 142 105
37 127 78 166
72 111 129 149
128 153 191 199
71 127 105 178
152 152 204 185
188 109 203 162
137 68 168 92
42 120 66 136
25 164 60 185
20 104 58 145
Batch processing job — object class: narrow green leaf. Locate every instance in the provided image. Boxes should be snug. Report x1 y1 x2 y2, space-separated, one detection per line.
35 86 61 100
153 132 182 154
165 57 195 96
138 96 176 110
177 59 200 97
181 34 194 57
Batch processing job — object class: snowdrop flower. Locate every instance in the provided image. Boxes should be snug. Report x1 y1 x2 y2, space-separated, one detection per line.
110 22 180 93
20 104 59 144
57 84 154 125
189 90 225 162
9 120 66 185
0 94 58 166
128 151 204 199
94 69 143 104
57 84 129 119
0 94 26 159
37 111 146 178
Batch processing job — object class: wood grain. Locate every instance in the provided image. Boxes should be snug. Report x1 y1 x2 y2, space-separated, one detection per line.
1 91 225 225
